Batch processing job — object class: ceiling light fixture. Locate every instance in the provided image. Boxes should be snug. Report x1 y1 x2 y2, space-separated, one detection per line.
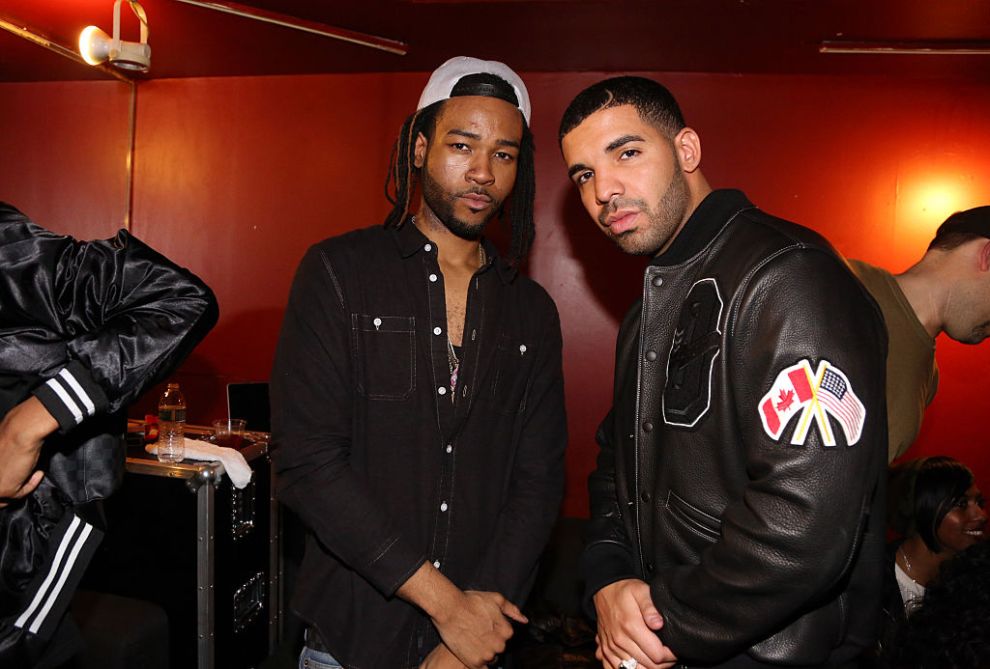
79 0 150 73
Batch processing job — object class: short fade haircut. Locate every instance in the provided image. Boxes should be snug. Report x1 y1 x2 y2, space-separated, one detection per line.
558 76 686 144
928 205 990 251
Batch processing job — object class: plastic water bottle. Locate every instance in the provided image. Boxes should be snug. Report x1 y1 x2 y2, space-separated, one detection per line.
157 382 187 463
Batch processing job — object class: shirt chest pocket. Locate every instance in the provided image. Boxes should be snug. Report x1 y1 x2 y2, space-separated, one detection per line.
351 314 415 400
491 334 535 414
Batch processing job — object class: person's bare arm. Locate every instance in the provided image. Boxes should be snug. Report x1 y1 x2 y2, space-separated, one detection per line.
398 561 527 668
0 397 58 506
418 642 469 669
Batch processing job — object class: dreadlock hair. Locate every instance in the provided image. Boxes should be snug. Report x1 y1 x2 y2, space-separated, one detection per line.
384 101 441 230
383 81 537 266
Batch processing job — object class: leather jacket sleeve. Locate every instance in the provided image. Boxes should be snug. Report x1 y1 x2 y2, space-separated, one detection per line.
580 410 639 613
652 247 887 662
0 202 218 431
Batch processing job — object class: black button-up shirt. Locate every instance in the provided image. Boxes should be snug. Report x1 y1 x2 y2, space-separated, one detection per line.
272 222 566 668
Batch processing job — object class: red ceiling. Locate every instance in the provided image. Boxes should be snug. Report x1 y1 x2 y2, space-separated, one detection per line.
1 0 989 81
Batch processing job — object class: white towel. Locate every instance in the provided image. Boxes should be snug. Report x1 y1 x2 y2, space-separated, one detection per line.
145 437 253 489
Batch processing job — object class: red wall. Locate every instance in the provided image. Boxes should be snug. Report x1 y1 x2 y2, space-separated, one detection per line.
3 72 989 518
126 74 423 421
0 81 131 238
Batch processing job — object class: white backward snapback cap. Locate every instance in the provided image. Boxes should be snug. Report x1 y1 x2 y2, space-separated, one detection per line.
416 56 531 124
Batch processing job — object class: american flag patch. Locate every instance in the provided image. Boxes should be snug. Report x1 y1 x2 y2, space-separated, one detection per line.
758 359 866 446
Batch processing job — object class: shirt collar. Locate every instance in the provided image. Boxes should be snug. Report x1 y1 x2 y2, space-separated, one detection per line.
652 189 755 267
389 220 517 284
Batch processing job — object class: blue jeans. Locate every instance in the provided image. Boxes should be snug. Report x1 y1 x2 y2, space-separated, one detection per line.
298 645 343 669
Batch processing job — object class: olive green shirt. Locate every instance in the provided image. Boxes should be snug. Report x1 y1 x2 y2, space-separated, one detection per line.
849 260 938 462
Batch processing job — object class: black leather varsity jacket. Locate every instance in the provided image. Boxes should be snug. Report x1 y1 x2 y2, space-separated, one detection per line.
583 190 888 667
0 202 218 665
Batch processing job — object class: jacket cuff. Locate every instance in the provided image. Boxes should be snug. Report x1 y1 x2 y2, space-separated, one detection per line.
31 361 109 433
581 541 640 620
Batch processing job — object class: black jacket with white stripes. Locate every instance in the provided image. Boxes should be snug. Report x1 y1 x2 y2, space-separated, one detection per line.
0 202 217 665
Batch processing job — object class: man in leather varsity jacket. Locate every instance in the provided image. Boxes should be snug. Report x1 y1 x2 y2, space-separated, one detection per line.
0 202 218 667
559 78 887 668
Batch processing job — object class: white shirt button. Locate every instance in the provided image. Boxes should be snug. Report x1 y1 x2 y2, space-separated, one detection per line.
433 560 441 569
424 243 432 252
440 502 448 512
429 273 438 282
446 444 452 454
433 326 442 336
437 386 447 396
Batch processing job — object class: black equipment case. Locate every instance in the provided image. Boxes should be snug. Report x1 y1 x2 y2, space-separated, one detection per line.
82 425 281 669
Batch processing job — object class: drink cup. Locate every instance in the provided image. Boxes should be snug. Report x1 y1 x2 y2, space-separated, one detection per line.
212 418 247 449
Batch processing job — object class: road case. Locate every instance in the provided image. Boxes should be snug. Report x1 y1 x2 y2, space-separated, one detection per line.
82 427 280 669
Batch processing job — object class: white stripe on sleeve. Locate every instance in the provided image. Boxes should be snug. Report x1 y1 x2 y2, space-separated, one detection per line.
28 522 95 634
45 377 83 424
57 368 96 416
14 516 82 629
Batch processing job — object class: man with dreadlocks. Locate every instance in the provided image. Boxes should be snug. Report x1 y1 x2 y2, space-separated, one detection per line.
271 57 566 669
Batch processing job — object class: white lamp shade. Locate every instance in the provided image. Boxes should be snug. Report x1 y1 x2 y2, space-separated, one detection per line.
78 25 112 65
77 1 151 73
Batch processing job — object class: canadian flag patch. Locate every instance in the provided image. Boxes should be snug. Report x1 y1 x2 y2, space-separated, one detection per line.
758 359 866 446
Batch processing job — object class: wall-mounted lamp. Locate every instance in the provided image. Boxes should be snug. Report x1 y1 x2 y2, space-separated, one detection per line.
79 0 150 73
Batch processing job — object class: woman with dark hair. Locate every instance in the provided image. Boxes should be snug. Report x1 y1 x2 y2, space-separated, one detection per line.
878 456 987 658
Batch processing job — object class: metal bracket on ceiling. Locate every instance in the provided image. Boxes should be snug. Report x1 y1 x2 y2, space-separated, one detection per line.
821 40 990 56
173 0 408 55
